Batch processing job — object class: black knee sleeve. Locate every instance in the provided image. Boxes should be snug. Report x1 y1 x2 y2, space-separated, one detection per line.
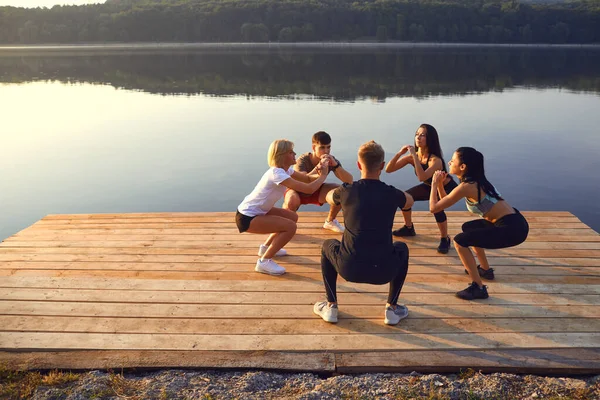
434 211 447 223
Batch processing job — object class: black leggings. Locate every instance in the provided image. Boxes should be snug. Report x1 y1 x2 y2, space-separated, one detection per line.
454 209 529 249
405 179 458 223
320 239 409 304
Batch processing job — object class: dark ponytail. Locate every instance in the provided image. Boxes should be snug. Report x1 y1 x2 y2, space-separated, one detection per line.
456 147 502 202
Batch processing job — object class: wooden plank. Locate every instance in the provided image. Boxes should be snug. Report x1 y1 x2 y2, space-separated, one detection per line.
5 234 600 242
2 316 598 335
2 289 598 306
26 221 595 229
1 255 598 267
1 269 598 284
27 213 589 223
0 350 335 372
1 242 599 254
335 349 600 374
2 301 599 319
1 243 599 255
2 276 598 294
41 211 575 219
0 250 599 262
6 349 599 374
14 228 599 238
1 262 598 277
3 240 600 250
30 216 581 225
2 332 599 351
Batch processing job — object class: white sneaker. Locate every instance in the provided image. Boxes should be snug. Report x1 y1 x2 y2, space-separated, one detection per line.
384 304 409 325
323 219 345 233
258 244 288 258
255 258 286 276
313 301 338 323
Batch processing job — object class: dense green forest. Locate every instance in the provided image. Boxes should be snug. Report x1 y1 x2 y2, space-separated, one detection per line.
1 49 599 99
0 0 599 44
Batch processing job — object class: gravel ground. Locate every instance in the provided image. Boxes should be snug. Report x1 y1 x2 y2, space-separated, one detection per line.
12 369 598 399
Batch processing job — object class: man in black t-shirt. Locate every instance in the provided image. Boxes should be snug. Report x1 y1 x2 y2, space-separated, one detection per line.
313 141 415 325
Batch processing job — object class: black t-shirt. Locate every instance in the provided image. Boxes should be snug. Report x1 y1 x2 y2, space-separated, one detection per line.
332 179 407 262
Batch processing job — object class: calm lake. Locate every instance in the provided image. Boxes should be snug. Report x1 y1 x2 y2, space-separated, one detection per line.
1 45 600 240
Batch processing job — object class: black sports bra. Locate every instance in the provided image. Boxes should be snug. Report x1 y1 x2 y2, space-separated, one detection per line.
416 153 447 185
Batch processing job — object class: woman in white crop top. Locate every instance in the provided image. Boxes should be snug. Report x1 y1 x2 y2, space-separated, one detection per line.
428 147 529 301
236 139 329 276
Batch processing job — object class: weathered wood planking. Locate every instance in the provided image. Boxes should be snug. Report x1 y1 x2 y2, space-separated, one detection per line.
0 211 598 374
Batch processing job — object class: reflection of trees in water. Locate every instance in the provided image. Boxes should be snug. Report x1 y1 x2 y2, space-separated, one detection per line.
0 49 599 100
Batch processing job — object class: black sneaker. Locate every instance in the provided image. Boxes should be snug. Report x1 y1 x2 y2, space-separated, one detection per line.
464 265 495 280
437 236 451 254
392 225 416 237
456 282 489 300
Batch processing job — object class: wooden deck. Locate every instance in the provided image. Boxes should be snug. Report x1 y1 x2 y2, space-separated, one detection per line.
0 211 599 374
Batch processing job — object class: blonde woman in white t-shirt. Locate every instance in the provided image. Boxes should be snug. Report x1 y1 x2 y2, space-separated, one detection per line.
236 139 329 275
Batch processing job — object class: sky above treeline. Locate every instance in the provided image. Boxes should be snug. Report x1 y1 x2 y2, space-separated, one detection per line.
0 0 104 7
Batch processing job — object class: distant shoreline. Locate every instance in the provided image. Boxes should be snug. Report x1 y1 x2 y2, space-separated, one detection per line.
1 41 600 52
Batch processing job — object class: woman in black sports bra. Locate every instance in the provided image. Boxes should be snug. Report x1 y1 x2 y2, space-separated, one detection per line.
385 124 458 253
429 147 529 300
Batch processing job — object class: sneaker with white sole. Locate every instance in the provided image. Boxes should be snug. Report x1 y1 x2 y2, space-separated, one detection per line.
323 219 345 233
384 304 409 325
258 244 288 258
313 301 338 323
254 258 286 275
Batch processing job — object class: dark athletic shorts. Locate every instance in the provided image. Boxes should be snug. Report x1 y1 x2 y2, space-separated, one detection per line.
235 210 256 233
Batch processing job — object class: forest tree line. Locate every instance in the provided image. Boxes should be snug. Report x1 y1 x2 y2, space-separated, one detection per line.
0 0 599 44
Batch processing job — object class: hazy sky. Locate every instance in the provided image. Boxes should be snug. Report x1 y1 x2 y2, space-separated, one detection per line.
0 0 104 7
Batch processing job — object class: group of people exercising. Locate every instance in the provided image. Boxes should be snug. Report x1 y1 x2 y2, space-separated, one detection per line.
235 126 529 325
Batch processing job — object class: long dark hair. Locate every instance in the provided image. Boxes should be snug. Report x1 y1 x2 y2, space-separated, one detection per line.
456 147 502 202
416 124 446 172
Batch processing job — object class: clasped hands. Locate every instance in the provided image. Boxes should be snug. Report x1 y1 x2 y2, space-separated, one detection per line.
398 145 416 156
432 170 448 185
316 154 337 174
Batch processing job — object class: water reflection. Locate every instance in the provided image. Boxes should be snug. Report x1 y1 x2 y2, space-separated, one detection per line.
1 48 599 100
1 49 599 240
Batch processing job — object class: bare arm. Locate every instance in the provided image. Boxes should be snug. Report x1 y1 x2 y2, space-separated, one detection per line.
283 170 327 194
333 165 353 184
292 169 314 183
385 146 413 173
296 166 326 182
321 154 353 184
413 153 443 183
436 172 449 199
294 154 322 182
429 172 468 213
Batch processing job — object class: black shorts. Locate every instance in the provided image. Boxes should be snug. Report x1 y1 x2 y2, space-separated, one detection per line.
235 211 256 233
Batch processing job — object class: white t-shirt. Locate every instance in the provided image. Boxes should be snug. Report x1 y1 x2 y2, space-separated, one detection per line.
237 166 295 217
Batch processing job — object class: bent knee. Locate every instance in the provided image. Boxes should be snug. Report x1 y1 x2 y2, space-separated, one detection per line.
284 192 301 210
321 183 339 193
453 238 466 249
287 221 298 234
393 241 409 252
434 211 447 223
